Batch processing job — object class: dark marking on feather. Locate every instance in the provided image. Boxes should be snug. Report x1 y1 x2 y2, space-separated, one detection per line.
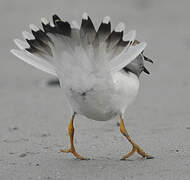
42 16 71 37
80 15 96 44
106 31 123 48
81 16 96 34
55 20 71 36
117 40 130 47
26 39 52 56
31 29 53 44
42 22 57 33
96 21 111 42
25 47 38 53
26 38 45 48
26 39 41 51
52 14 61 24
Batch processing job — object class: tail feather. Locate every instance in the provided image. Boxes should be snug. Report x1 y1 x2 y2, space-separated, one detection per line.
113 30 136 57
109 42 147 73
14 39 29 50
80 12 96 45
11 49 57 76
11 13 148 81
95 16 111 43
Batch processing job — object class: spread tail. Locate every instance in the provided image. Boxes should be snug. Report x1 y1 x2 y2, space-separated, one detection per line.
11 13 147 85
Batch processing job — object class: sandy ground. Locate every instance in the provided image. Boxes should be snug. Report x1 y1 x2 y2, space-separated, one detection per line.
0 0 190 179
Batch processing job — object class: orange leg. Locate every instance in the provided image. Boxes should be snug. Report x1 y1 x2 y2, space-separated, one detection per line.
60 113 89 160
120 115 153 160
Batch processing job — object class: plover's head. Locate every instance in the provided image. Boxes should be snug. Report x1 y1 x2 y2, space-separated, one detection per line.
124 53 153 77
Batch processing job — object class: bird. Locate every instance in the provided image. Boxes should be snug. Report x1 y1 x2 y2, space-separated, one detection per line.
11 12 154 160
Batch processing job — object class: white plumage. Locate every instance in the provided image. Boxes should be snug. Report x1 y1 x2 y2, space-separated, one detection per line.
11 12 151 121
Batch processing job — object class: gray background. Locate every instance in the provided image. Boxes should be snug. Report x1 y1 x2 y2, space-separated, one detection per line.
0 0 190 179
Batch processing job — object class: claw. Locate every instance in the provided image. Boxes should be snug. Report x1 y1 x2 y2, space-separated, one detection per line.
121 144 154 160
60 149 72 153
120 115 153 160
60 148 89 160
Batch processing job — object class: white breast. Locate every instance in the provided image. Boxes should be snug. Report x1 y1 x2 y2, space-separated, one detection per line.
64 70 140 121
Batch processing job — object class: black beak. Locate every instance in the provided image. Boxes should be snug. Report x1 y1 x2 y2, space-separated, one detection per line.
143 56 153 63
143 67 150 74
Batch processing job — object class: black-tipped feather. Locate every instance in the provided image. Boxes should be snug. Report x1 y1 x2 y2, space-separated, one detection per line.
14 14 153 78
32 29 46 41
26 39 52 56
31 29 53 45
106 31 123 49
80 16 96 43
117 40 130 47
42 22 57 33
55 21 71 36
111 40 130 58
42 17 71 37
53 14 61 24
80 16 96 34
26 39 42 48
96 21 111 42
25 47 38 53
